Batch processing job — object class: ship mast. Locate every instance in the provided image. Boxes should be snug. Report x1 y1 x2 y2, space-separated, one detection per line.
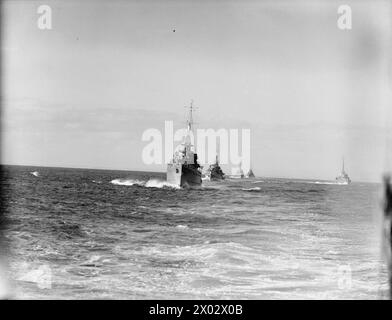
183 100 196 156
187 100 195 132
342 157 345 174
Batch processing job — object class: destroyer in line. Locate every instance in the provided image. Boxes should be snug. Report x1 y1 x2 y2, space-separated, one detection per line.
335 158 351 184
204 155 226 181
245 168 255 178
166 102 202 187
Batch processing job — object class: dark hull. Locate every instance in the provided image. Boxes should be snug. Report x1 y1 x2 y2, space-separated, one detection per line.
210 175 225 181
207 164 225 181
181 165 202 187
210 170 225 181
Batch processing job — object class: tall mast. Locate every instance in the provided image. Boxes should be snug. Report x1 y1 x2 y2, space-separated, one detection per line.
342 157 345 173
183 100 196 153
187 100 194 132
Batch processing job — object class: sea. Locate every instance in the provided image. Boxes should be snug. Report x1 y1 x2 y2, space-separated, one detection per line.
1 165 390 299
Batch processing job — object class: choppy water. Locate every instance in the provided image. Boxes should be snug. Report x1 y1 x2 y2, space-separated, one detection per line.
1 165 390 299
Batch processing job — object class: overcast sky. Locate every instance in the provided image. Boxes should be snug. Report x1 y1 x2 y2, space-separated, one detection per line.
1 0 391 182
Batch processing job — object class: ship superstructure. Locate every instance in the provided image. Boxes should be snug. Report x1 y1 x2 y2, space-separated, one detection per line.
205 155 225 181
166 101 202 187
245 168 255 178
335 158 351 184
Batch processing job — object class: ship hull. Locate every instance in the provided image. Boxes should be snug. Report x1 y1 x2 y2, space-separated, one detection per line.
167 163 182 186
246 170 255 178
181 165 202 187
208 165 225 181
209 171 225 181
167 163 202 187
210 174 225 181
335 178 351 185
335 174 351 185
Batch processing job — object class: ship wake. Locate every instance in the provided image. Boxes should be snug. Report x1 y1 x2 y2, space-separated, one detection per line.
312 181 348 185
30 171 39 177
110 178 180 189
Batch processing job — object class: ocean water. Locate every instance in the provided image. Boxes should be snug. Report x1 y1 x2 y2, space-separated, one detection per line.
1 165 390 299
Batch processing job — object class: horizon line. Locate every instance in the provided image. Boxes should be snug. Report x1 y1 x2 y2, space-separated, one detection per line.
0 162 382 184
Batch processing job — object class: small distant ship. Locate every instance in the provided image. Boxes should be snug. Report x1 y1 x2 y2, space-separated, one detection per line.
335 158 351 184
205 155 225 181
245 168 255 178
229 162 255 179
166 101 202 188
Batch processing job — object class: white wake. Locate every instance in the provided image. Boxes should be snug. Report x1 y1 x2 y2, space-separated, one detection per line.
110 178 180 189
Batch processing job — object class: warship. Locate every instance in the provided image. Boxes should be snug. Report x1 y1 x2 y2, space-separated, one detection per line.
205 155 226 181
166 102 202 187
335 158 351 184
245 168 255 178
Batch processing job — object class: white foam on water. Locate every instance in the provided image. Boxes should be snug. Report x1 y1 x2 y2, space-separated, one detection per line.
313 181 347 185
110 178 144 186
242 187 261 191
110 178 180 189
145 179 180 189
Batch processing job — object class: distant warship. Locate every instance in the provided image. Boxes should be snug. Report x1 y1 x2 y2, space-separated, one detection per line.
205 155 225 181
245 168 255 178
166 102 202 187
229 161 255 179
335 158 351 184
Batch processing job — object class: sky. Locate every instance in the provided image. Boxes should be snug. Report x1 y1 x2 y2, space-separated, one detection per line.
1 0 391 182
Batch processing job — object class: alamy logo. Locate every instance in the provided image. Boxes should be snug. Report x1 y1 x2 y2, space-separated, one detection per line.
141 121 251 169
337 5 352 30
37 5 52 30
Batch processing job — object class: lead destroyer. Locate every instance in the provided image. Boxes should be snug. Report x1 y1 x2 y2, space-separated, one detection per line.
335 158 351 184
166 102 202 187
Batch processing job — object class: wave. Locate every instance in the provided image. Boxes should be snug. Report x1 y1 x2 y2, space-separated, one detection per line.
53 222 85 239
145 179 180 189
80 255 102 268
110 178 143 186
312 181 347 185
132 242 263 269
30 171 39 177
110 178 180 189
242 187 261 191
